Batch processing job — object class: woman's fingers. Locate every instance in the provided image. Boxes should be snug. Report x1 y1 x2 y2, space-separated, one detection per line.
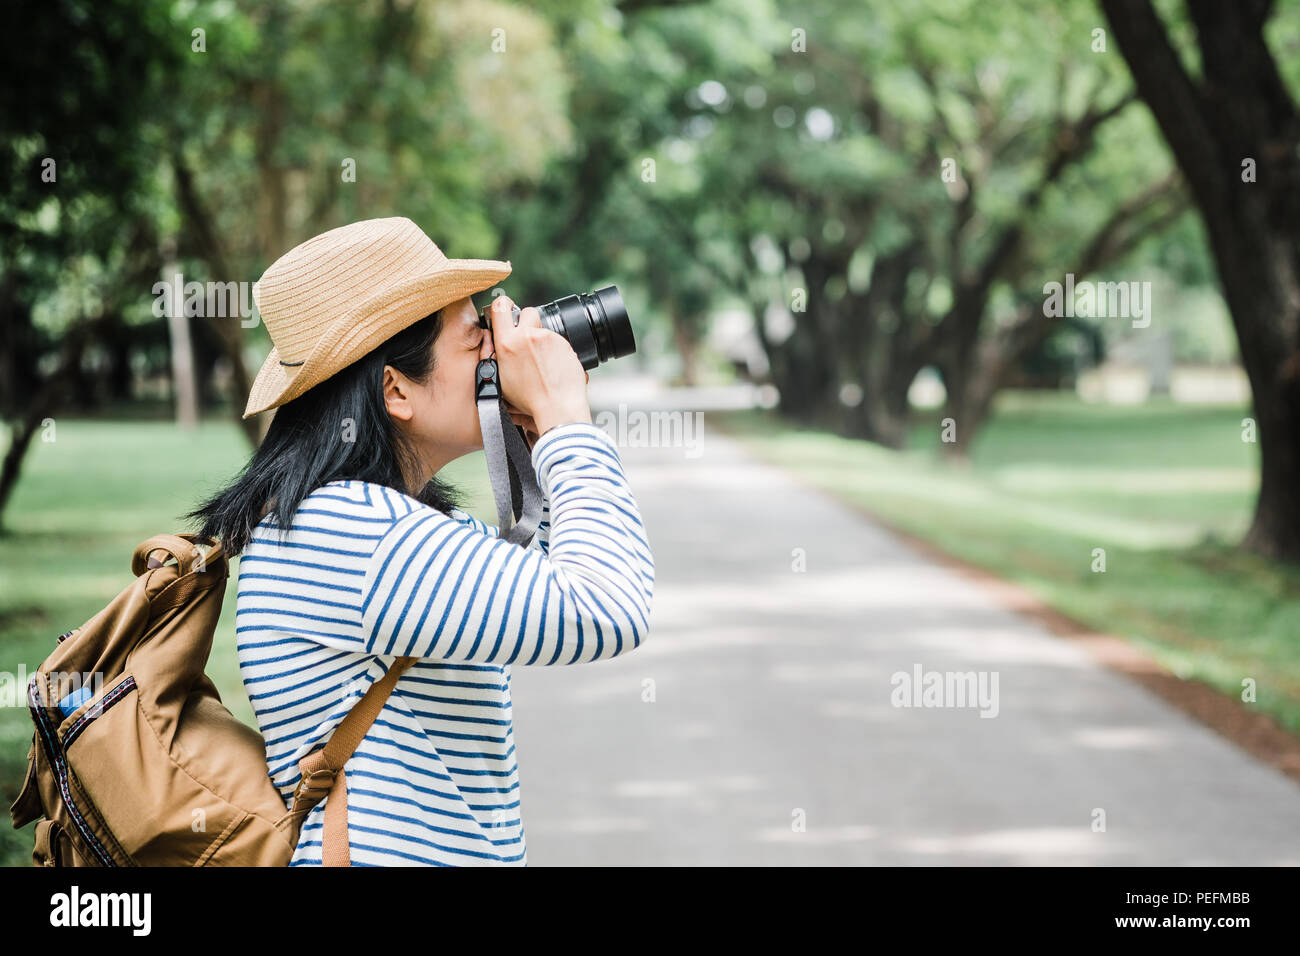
487 291 592 430
488 294 541 336
507 404 538 432
507 408 540 449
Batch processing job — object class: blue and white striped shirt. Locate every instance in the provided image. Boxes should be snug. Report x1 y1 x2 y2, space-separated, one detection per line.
234 422 654 865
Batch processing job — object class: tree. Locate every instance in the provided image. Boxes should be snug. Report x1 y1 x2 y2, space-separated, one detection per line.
0 0 181 523
672 0 1186 452
1100 0 1300 561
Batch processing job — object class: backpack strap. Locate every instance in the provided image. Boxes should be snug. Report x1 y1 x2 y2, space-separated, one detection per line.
133 534 221 577
289 656 418 865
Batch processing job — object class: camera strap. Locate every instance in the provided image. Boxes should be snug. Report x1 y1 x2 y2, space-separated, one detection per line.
474 357 543 547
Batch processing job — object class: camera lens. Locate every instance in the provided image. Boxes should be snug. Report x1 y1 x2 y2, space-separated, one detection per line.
478 284 636 370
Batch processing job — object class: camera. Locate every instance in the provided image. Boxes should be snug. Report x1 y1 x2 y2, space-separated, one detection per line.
477 284 636 370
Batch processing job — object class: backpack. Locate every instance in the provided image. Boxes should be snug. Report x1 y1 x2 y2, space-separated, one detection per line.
8 532 415 866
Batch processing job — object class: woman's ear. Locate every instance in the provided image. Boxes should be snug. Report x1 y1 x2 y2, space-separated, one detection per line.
383 365 415 422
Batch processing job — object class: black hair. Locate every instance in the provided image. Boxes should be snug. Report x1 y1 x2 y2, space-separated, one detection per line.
189 310 468 555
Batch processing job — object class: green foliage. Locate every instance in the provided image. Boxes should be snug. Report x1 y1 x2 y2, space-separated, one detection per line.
2 0 1237 409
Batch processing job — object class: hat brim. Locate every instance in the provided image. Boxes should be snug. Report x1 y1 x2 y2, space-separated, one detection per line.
243 257 511 419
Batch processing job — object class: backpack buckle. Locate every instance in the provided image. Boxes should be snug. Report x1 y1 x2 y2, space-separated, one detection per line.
292 767 338 805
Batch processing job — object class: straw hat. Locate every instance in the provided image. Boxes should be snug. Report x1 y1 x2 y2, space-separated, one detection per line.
243 216 511 418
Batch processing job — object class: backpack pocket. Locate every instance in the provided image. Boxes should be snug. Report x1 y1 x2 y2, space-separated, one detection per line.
62 673 250 865
32 819 97 867
33 819 60 866
9 736 43 830
60 674 138 748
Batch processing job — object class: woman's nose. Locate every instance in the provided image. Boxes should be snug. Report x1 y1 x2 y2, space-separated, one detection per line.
480 328 495 361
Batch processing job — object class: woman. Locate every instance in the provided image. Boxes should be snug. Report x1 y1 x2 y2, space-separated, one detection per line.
191 217 654 866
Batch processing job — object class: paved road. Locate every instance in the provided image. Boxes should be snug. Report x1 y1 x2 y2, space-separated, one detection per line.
509 410 1300 865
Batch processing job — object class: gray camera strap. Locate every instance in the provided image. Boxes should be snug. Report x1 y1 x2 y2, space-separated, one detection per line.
475 357 543 547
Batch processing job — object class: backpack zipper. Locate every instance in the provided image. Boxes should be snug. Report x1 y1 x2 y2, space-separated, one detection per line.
28 676 129 867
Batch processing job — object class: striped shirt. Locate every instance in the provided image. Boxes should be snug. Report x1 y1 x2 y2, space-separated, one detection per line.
234 421 654 866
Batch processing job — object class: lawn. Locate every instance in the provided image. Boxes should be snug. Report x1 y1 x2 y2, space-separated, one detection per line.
712 392 1300 742
0 417 500 866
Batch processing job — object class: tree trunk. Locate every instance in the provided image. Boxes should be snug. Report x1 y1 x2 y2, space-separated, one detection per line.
840 242 925 449
162 253 200 429
669 309 699 387
940 364 998 461
1243 353 1300 558
171 153 260 446
1101 0 1300 560
751 295 839 425
0 317 103 525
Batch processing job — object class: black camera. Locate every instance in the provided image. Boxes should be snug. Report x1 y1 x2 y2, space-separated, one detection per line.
477 284 636 371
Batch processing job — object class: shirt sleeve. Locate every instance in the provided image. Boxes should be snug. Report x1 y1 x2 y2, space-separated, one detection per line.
450 499 552 556
360 422 652 664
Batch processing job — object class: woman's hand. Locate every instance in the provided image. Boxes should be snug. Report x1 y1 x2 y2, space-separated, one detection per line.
485 294 592 436
504 371 590 450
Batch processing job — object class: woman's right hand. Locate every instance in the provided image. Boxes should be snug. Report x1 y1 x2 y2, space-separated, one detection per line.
485 294 592 437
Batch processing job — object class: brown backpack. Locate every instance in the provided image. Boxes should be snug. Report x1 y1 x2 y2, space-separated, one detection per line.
9 532 415 866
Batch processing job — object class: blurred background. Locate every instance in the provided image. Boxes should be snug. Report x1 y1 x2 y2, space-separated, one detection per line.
3 0 1300 865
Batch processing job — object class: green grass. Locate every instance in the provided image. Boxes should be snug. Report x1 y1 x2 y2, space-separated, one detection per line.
713 393 1300 739
0 417 501 866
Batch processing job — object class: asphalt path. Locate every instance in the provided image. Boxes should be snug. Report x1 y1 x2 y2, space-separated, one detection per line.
509 410 1300 865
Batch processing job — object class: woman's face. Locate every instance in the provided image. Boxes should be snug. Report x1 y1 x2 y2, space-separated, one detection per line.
385 294 496 480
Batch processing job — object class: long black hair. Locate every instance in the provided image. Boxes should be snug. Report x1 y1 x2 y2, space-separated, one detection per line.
189 310 468 555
